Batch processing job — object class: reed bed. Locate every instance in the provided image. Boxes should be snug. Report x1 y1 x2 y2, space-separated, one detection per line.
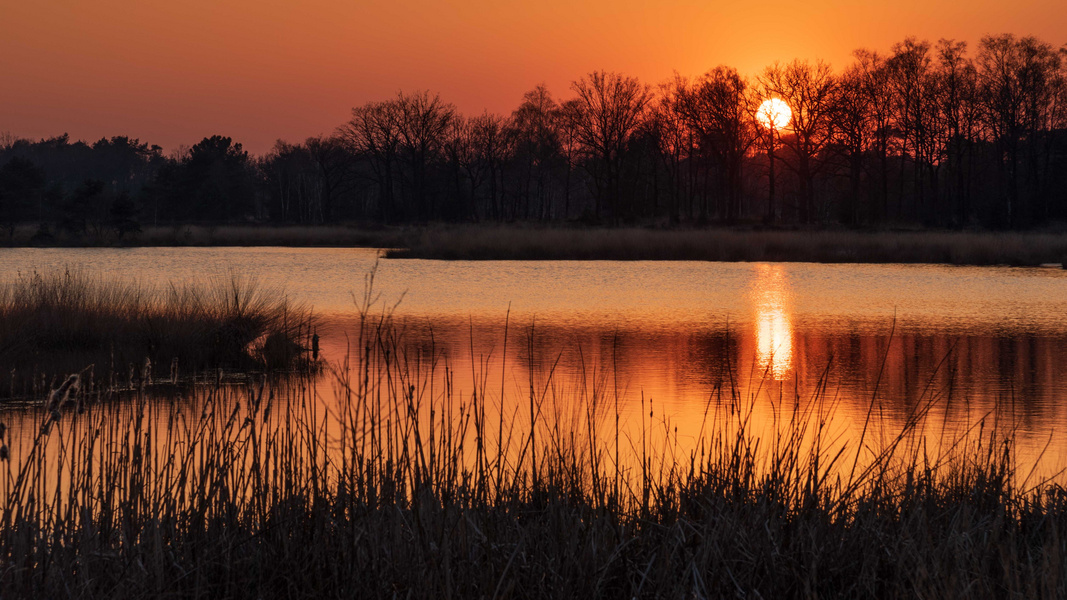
387 225 1067 266
0 300 1065 599
0 270 316 398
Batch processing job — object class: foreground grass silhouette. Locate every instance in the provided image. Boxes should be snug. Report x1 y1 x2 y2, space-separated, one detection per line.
1 302 1065 599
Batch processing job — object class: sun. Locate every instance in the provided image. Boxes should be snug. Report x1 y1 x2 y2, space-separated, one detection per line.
757 98 791 131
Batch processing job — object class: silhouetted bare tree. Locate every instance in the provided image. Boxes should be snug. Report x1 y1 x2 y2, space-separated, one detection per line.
570 71 651 223
650 76 696 222
977 35 1063 226
831 63 874 224
305 136 354 222
760 60 837 223
509 86 568 220
395 91 456 220
887 38 935 221
447 112 511 221
340 100 402 221
931 39 980 226
261 141 316 223
679 66 759 222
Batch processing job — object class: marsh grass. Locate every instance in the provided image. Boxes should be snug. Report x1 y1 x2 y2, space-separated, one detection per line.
0 270 316 398
1 297 1066 599
386 225 1067 266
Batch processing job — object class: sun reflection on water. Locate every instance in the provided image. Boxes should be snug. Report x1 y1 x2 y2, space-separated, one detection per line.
752 264 794 379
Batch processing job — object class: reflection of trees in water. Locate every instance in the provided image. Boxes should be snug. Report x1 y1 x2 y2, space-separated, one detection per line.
325 313 1067 445
786 329 1067 432
678 329 741 392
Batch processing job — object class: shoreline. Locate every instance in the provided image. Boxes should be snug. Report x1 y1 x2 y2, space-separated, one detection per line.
3 224 1067 267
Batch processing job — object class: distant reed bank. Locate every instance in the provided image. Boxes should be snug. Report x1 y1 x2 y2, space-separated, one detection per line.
386 225 1067 265
3 223 405 248
9 223 1067 266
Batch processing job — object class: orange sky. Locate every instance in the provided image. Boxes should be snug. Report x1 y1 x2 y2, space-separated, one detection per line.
2 0 1065 154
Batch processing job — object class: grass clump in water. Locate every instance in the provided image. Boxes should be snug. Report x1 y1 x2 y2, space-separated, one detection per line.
0 270 316 397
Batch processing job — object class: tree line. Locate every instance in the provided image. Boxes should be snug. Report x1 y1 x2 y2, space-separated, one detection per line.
2 33 1065 237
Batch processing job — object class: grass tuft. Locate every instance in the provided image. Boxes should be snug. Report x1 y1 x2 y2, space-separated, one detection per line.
0 270 317 398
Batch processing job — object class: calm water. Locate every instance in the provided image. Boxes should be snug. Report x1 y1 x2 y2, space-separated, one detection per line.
4 247 1067 476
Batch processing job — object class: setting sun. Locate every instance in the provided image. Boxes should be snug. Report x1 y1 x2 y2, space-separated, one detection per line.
757 97 792 131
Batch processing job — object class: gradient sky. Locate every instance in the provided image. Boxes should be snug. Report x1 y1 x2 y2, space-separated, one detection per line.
2 0 1065 155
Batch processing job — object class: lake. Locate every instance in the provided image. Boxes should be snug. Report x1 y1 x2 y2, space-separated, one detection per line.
3 246 1067 479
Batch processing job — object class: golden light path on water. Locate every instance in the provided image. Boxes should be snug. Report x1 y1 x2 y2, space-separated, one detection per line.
752 264 794 380
3 247 1067 483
